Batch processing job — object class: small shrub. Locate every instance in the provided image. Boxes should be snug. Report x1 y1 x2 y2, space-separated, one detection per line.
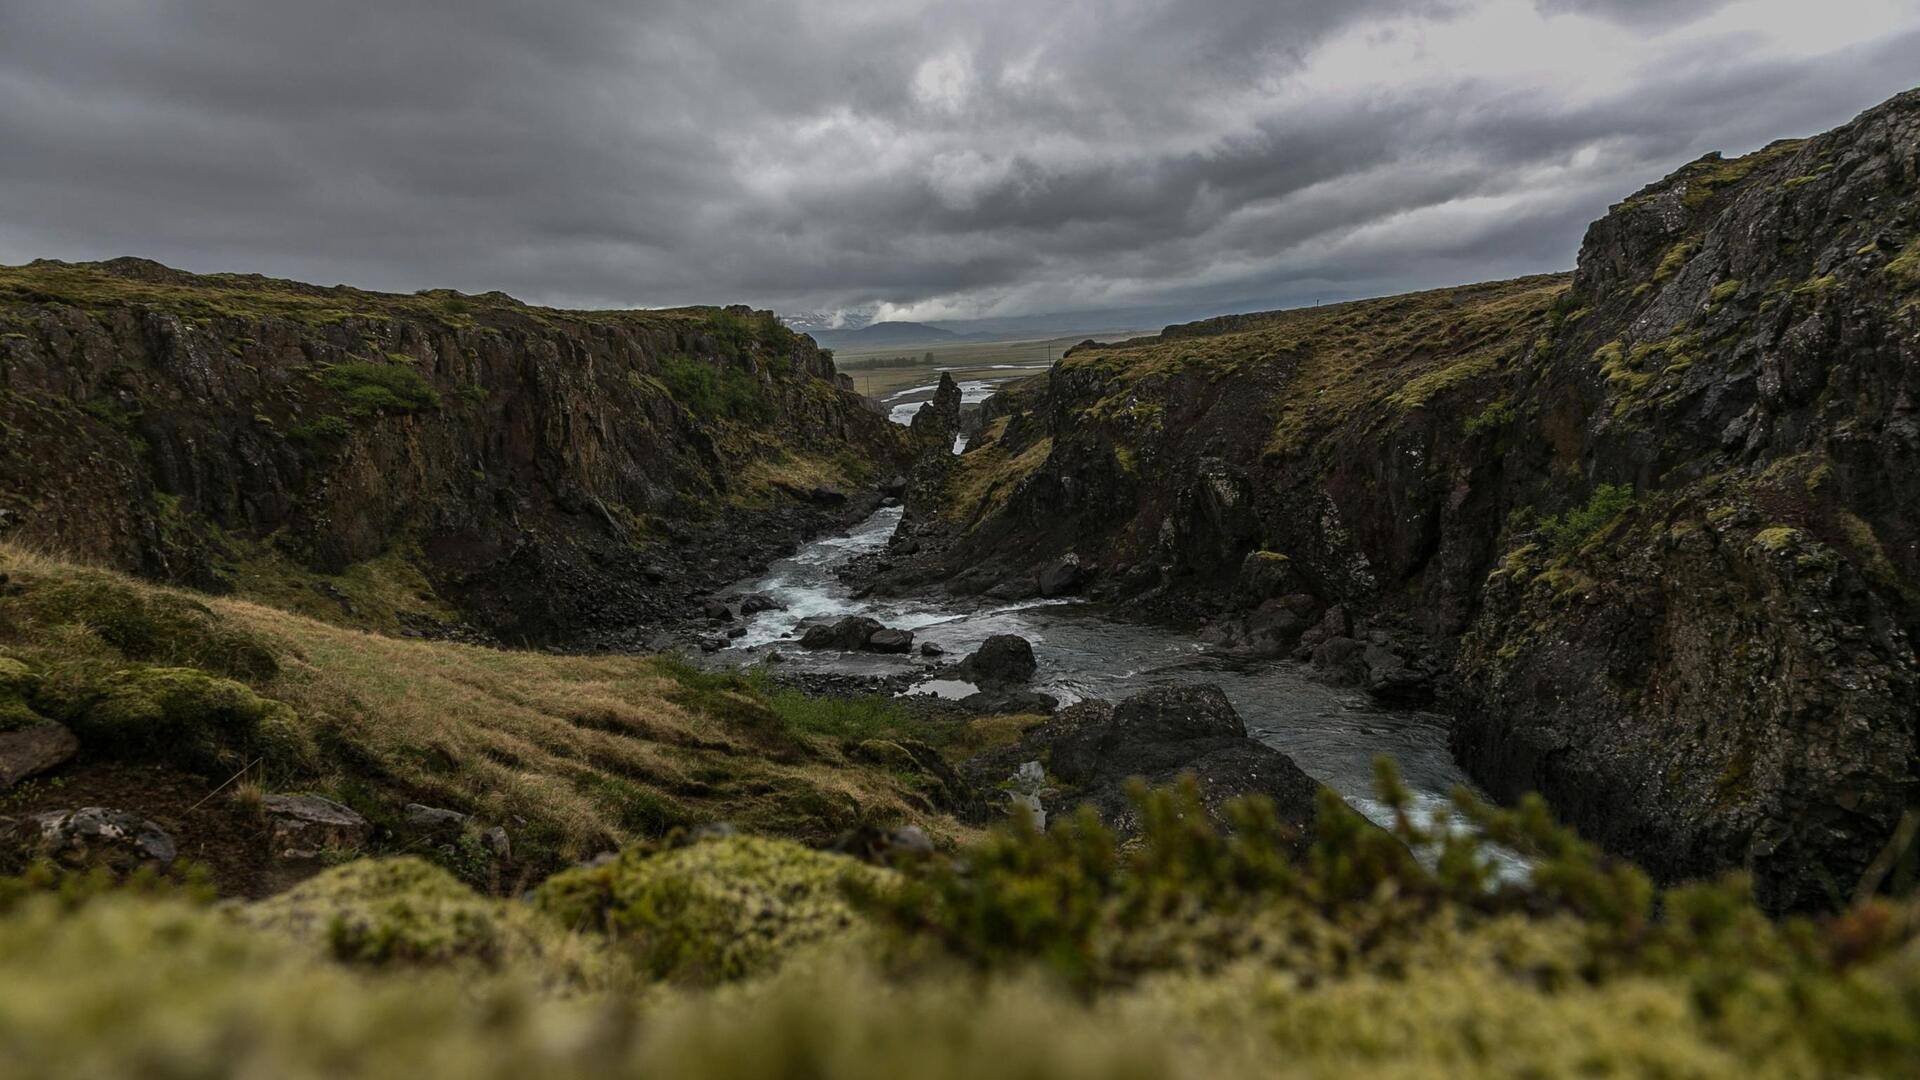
533 834 880 983
1462 398 1515 438
1539 484 1635 554
657 355 771 423
321 360 439 417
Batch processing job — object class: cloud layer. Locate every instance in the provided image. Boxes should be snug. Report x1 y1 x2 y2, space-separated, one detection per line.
2 0 1916 324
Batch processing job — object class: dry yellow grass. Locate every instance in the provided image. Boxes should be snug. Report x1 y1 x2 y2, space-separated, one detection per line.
0 543 975 870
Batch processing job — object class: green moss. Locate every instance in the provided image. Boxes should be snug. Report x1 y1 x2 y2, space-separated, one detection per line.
0 573 279 679
28 664 313 775
658 355 771 423
1462 398 1514 438
1887 239 1920 284
534 835 881 982
0 656 44 732
242 857 615 988
321 360 440 417
1709 279 1743 305
1653 239 1699 284
1540 484 1635 554
1793 274 1839 297
1753 526 1803 553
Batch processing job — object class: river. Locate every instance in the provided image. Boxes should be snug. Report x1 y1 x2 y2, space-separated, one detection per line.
709 505 1506 843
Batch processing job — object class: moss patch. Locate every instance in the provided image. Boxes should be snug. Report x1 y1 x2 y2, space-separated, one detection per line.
534 835 883 982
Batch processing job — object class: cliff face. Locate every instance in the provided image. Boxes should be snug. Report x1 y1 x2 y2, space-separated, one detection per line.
909 88 1920 909
0 258 910 643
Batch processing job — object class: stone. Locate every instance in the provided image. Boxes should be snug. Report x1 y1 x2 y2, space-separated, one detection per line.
919 641 945 657
403 803 471 830
736 592 781 615
1041 686 1326 844
866 627 916 654
888 824 934 855
480 825 512 860
27 807 176 869
954 634 1038 686
262 794 370 860
0 721 78 789
702 600 735 623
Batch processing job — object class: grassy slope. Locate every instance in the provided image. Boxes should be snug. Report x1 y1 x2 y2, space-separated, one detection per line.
0 543 990 876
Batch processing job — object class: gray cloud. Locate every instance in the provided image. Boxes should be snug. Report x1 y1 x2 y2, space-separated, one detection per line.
1 1 1916 327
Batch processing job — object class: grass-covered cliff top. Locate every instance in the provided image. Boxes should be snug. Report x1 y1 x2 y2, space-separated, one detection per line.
0 257 794 340
0 543 991 885
1057 274 1570 458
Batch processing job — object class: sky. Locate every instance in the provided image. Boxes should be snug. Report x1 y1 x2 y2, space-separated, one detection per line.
2 1 1917 331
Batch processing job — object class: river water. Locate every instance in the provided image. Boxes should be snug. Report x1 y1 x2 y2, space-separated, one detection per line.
711 505 1501 837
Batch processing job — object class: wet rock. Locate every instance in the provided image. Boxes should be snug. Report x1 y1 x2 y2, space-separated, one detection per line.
799 615 885 651
919 641 945 658
736 592 781 615
702 600 735 622
262 794 370 860
27 807 176 869
1037 553 1090 597
881 474 910 497
954 634 1038 686
0 721 78 789
726 625 749 639
866 628 916 654
1045 685 1326 842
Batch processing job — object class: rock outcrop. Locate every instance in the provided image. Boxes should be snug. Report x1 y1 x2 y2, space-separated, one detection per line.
967 684 1332 843
0 260 911 645
904 88 1920 910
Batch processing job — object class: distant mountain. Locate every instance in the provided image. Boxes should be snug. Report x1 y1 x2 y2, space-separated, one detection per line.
809 321 965 348
779 309 872 335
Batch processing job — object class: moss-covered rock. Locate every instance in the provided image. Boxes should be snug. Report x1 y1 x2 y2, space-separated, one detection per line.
1 575 278 679
241 857 615 989
29 664 312 775
0 655 44 732
534 835 883 982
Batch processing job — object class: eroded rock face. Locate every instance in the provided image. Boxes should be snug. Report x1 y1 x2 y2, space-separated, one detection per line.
0 261 911 646
908 88 1920 909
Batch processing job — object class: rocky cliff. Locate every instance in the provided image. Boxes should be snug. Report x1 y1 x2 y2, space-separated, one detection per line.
0 258 910 644
896 87 1920 910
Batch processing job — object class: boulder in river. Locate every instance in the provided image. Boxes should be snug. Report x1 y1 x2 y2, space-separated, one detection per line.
866 628 916 654
978 684 1329 845
954 634 1037 685
799 616 885 651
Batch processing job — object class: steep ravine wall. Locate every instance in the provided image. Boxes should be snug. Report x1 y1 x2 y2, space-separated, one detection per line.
906 88 1920 910
0 258 911 643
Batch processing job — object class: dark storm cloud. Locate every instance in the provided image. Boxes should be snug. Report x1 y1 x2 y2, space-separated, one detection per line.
1 1 1916 324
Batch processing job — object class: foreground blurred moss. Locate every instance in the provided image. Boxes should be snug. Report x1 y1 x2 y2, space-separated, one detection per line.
1 773 1917 1077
